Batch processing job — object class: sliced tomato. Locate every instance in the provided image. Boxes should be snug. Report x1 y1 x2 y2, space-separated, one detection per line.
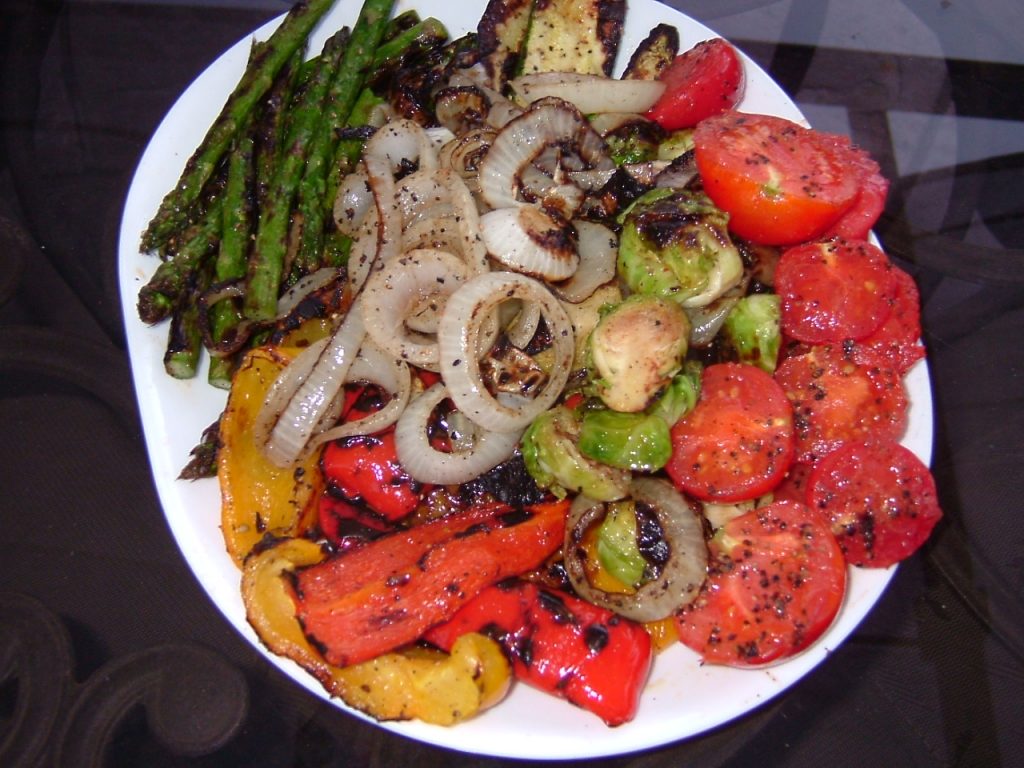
694 112 876 246
775 238 898 344
321 431 423 522
666 363 795 502
774 344 908 463
851 265 926 373
807 440 942 568
645 38 745 131
822 148 889 241
771 461 813 504
675 500 847 666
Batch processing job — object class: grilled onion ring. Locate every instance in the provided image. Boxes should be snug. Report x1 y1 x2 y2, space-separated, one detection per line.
565 478 708 622
438 271 574 433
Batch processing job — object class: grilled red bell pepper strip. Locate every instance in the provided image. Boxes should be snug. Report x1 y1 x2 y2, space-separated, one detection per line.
290 500 568 667
321 430 423 522
425 579 653 726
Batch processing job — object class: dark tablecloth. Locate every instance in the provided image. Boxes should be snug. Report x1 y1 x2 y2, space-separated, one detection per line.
2 0 1022 765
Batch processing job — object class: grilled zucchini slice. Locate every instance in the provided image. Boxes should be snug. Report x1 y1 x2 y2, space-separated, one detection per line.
520 0 626 76
477 0 535 89
623 23 680 80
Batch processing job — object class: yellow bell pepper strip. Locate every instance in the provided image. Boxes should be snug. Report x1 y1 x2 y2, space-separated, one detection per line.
241 537 510 724
290 499 569 667
218 346 324 565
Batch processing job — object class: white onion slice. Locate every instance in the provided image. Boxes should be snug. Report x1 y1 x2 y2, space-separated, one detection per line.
564 478 708 622
394 383 521 484
275 267 343 318
353 119 441 294
252 336 330 452
510 72 666 115
260 298 367 467
479 99 613 212
480 205 579 281
485 99 523 128
501 299 542 349
333 168 373 237
551 220 617 303
438 271 574 433
361 248 470 371
345 204 382 295
396 170 452 228
439 127 496 183
306 340 412 449
444 171 491 276
401 216 462 254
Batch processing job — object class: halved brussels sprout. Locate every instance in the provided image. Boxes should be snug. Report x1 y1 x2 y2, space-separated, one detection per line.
647 360 702 426
578 409 672 473
587 293 690 413
521 405 631 502
618 188 744 308
721 293 782 372
596 501 647 587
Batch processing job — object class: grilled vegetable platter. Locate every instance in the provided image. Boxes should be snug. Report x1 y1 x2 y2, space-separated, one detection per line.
118 0 938 759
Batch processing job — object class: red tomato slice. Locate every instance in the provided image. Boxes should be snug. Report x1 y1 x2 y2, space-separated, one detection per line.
775 238 898 344
774 344 909 463
321 432 423 522
771 461 813 504
851 265 926 374
646 38 745 131
694 112 874 246
822 148 889 241
675 500 847 666
666 363 795 502
807 440 942 568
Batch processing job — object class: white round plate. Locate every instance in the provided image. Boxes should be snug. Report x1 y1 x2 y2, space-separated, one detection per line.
118 0 934 760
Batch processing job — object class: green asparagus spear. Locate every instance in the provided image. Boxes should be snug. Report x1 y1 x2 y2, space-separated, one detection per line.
243 26 351 322
140 0 337 254
291 0 398 279
138 196 223 324
164 261 213 379
254 49 304 212
370 17 448 76
208 130 257 388
381 9 421 42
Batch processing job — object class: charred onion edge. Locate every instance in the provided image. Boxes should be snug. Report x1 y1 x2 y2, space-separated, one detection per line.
480 204 580 282
478 98 613 213
565 478 708 623
393 382 521 484
360 248 470 371
438 271 574 434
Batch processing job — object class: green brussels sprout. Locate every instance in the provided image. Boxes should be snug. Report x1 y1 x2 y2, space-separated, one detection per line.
521 405 630 502
722 293 782 373
578 409 672 473
647 360 702 426
590 114 666 166
595 501 646 587
587 293 690 413
617 189 744 308
605 121 664 165
656 130 695 161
